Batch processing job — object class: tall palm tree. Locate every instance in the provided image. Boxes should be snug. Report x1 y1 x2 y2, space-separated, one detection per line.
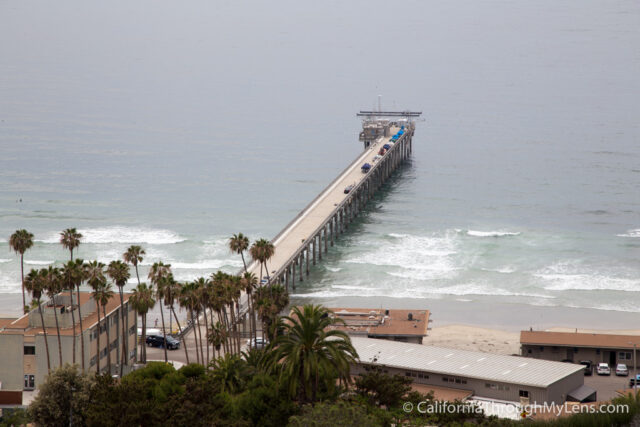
207 320 228 361
268 304 358 402
193 277 210 362
209 353 248 394
164 276 189 364
253 283 290 341
92 281 114 375
9 229 34 314
60 228 82 261
148 262 171 363
180 281 203 364
250 239 275 284
60 259 84 365
242 272 258 342
107 260 130 377
43 266 64 367
84 261 106 370
123 245 145 286
24 269 51 372
229 233 250 272
129 283 155 364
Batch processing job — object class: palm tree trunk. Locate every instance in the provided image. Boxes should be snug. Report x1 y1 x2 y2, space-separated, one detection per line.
75 284 86 371
70 289 77 365
96 310 101 373
141 313 147 364
190 309 200 365
52 298 63 367
240 252 247 272
171 306 189 364
159 301 168 363
20 254 26 314
231 303 240 354
202 308 210 363
38 301 51 372
104 304 111 376
70 248 73 261
195 312 204 365
119 288 126 377
135 265 140 285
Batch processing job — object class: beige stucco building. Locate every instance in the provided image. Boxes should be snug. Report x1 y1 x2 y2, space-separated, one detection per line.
0 291 136 391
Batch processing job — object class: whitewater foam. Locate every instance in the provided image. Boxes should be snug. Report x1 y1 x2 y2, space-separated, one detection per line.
25 260 54 265
617 229 640 238
38 226 186 245
465 230 521 237
0 259 11 264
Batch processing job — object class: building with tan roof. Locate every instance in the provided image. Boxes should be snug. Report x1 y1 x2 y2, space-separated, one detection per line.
520 330 640 369
0 291 137 391
326 308 430 344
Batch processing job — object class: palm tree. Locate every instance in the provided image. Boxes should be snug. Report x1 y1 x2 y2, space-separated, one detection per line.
92 281 115 375
163 276 189 364
84 261 106 370
250 239 275 284
107 260 130 377
43 266 64 367
268 304 358 402
242 272 258 342
24 269 51 372
123 245 145 285
180 281 203 365
148 262 171 363
253 283 289 341
60 259 84 365
229 233 250 272
60 228 82 260
209 353 248 394
129 283 155 364
194 277 210 362
207 321 228 361
9 229 34 314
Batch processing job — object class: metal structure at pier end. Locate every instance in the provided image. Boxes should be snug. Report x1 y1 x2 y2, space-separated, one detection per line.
245 110 422 293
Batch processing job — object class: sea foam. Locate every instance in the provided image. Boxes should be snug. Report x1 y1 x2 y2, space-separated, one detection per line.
617 229 640 238
38 226 186 245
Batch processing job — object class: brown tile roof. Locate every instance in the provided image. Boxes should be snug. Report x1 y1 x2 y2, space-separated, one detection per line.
0 318 17 329
520 331 640 350
327 308 429 337
0 292 131 337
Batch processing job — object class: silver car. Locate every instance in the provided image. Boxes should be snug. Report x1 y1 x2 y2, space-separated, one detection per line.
597 362 611 375
616 364 629 376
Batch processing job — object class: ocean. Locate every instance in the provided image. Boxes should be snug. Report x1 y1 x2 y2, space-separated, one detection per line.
1 0 638 329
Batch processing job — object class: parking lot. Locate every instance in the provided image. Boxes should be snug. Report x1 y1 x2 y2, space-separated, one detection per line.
585 372 637 401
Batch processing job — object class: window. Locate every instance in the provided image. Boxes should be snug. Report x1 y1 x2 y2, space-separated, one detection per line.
539 346 544 352
619 352 632 360
129 325 136 335
100 348 107 359
24 375 35 389
90 356 97 367
24 346 36 355
528 349 532 354
519 390 529 398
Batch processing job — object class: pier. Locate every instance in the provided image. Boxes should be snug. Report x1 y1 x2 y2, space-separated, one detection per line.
246 110 422 291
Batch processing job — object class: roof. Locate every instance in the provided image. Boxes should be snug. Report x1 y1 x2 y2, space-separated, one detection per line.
327 307 429 338
351 337 584 388
567 385 597 402
0 291 131 337
521 331 640 350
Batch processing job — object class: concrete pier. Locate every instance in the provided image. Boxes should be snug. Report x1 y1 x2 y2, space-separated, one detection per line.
245 111 421 292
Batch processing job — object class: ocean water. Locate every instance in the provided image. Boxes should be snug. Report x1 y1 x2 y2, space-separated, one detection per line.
1 0 638 325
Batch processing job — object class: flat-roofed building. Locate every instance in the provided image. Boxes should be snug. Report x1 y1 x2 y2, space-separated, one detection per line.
0 292 136 391
327 308 429 344
351 337 589 404
520 331 640 369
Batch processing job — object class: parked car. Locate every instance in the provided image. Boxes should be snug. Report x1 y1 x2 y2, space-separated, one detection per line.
378 148 386 155
579 360 593 376
596 362 611 375
629 374 640 387
382 144 391 150
616 364 629 376
246 337 269 349
344 184 355 194
146 334 180 350
361 163 371 173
